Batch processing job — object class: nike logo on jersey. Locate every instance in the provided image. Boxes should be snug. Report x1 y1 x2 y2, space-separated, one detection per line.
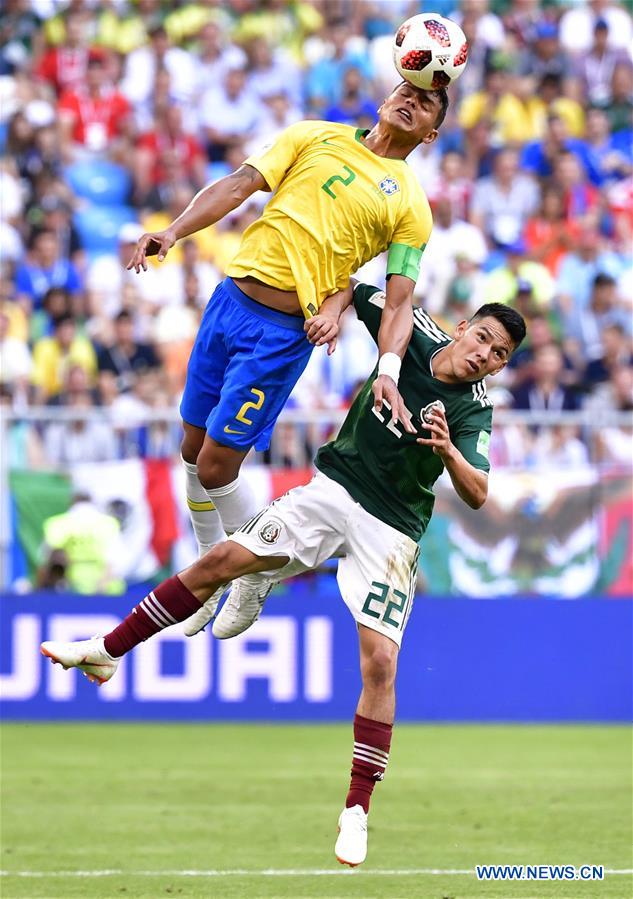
224 425 246 435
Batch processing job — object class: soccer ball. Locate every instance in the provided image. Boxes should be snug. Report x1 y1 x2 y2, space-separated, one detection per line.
393 14 468 90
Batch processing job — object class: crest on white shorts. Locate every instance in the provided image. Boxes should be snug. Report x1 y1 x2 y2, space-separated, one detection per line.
258 519 282 544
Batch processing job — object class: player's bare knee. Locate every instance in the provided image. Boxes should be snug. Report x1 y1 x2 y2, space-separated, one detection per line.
196 456 234 490
181 427 205 465
196 541 240 583
362 647 398 690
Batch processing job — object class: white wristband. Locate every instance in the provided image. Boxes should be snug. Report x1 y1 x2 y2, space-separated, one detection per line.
377 352 401 384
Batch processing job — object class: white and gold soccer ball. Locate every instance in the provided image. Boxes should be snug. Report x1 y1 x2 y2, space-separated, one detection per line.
393 13 468 91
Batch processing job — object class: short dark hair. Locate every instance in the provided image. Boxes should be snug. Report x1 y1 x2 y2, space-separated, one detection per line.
433 87 449 128
593 272 616 288
470 303 527 349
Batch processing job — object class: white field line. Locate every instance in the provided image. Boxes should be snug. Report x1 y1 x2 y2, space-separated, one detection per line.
1 869 632 878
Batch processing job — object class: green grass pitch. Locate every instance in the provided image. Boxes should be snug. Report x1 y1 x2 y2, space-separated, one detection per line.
1 724 631 898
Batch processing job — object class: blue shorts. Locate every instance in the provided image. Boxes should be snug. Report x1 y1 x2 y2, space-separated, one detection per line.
180 278 313 452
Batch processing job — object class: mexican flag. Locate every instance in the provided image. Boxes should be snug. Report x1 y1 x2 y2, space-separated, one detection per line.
8 461 313 589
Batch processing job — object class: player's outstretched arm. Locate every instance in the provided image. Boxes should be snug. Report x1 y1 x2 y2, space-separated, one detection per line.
373 274 416 433
304 281 355 355
417 407 488 509
127 164 268 272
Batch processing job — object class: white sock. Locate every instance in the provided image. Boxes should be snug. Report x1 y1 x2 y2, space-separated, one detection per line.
181 457 226 557
205 475 259 534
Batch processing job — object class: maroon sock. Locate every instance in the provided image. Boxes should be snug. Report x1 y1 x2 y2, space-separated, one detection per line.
103 576 202 658
346 713 392 813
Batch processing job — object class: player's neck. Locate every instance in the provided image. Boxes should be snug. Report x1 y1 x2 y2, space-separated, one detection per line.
431 345 459 383
362 124 416 160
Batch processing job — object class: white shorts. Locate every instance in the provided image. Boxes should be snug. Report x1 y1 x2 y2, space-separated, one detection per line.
229 471 420 647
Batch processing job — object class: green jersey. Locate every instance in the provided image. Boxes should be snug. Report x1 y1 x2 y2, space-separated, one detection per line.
315 283 493 542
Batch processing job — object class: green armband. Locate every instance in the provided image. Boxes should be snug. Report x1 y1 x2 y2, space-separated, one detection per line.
386 243 426 281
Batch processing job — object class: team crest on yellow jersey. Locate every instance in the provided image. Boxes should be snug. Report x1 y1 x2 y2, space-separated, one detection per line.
379 177 400 195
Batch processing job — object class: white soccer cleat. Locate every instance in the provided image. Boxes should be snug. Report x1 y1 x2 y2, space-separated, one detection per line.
211 574 277 639
335 805 368 867
40 636 119 686
182 583 228 637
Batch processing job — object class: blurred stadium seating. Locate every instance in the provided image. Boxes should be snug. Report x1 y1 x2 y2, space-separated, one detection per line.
0 0 631 601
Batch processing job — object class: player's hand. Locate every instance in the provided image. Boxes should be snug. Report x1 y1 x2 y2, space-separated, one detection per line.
417 406 452 457
372 375 416 434
126 228 177 273
304 312 340 355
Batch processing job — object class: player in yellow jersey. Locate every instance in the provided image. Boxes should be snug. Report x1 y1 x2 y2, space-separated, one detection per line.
128 81 447 618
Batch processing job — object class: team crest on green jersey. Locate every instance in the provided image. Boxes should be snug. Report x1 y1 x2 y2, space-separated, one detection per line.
379 177 399 195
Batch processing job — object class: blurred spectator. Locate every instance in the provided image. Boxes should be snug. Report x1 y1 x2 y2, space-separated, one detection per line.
94 0 160 56
194 20 247 100
427 150 473 222
58 49 132 159
574 17 631 106
14 228 82 314
556 226 624 314
583 323 633 389
470 149 539 246
96 309 160 395
505 312 571 390
34 194 83 270
0 383 45 468
0 158 26 227
512 343 579 412
86 222 163 323
560 1 633 56
199 67 260 163
247 92 303 150
244 36 301 107
603 61 633 134
531 425 590 469
554 149 602 217
134 103 207 205
35 9 89 97
487 386 532 468
305 18 373 114
47 363 100 410
30 286 74 343
484 248 554 309
43 391 117 465
419 196 487 314
516 19 572 84
521 115 592 181
36 548 69 591
565 272 632 363
31 313 97 402
39 493 124 594
440 252 487 328
324 66 377 127
0 307 31 394
141 185 220 265
587 365 633 464
523 186 580 276
584 106 633 186
160 239 221 308
120 23 197 114
0 0 42 74
458 56 541 146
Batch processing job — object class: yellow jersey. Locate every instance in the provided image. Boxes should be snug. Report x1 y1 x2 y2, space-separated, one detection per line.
226 121 433 318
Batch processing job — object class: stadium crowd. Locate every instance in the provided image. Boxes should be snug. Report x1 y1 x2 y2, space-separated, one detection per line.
1 0 632 473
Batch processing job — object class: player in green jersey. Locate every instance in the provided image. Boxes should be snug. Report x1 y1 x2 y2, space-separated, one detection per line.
41 283 526 867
